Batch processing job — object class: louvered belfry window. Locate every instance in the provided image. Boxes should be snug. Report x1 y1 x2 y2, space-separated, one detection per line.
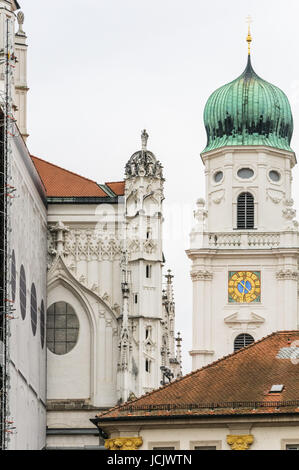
237 192 254 229
234 333 254 352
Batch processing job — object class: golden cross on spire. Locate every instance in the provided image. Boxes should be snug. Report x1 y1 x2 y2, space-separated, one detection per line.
246 15 252 55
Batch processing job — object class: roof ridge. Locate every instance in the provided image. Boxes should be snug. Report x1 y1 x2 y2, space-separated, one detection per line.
98 330 284 418
30 155 101 186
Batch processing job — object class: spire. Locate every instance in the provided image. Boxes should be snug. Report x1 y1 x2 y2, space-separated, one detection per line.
141 129 149 151
246 15 252 56
175 332 183 378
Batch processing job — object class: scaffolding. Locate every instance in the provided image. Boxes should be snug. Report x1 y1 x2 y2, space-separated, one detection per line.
0 16 17 450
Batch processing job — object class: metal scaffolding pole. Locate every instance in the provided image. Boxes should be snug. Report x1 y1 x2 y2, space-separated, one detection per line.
0 17 16 450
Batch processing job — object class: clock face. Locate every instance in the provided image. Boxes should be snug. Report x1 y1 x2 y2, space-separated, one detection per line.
228 271 261 303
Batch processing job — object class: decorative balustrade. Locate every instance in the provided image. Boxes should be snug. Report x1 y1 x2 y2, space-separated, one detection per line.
206 232 287 249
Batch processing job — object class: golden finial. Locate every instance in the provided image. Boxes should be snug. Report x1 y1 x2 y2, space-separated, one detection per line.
246 15 252 55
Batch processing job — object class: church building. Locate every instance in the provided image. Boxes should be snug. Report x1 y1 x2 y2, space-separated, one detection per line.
93 29 299 452
187 26 299 370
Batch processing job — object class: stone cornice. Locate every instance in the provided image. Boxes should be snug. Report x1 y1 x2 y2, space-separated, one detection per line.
276 269 299 281
190 270 213 281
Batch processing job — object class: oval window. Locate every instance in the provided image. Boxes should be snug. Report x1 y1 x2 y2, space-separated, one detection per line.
31 283 37 336
214 171 223 183
47 302 79 355
19 265 26 320
237 168 254 179
269 170 281 182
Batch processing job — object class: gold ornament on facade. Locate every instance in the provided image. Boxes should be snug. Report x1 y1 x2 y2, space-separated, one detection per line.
227 434 254 450
246 15 252 55
105 437 143 451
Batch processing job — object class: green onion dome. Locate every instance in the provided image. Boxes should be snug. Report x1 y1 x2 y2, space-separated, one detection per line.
203 55 294 153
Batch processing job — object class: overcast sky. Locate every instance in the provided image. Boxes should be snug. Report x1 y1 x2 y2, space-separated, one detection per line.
21 0 299 372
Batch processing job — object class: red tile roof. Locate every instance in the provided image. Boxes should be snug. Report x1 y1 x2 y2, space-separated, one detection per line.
105 181 125 196
31 155 125 198
97 331 299 420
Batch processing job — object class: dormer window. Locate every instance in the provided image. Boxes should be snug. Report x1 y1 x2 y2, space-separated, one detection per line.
269 384 284 393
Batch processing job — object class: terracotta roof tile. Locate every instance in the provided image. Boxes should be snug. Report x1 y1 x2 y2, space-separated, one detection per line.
97 331 299 420
31 155 110 198
105 181 125 196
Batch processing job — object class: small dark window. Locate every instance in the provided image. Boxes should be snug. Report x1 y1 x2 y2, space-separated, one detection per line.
286 444 299 450
47 302 79 355
269 170 281 182
146 265 152 279
234 333 254 352
31 283 37 336
237 168 254 179
40 299 45 349
134 294 138 304
237 192 254 229
153 447 175 450
19 265 26 320
145 359 151 373
194 446 217 450
11 250 16 302
214 171 223 183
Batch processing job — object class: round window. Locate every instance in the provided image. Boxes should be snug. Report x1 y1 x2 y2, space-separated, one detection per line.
269 170 281 182
19 265 26 320
47 302 79 355
11 250 16 303
31 283 37 336
214 171 223 183
40 300 45 349
237 168 254 179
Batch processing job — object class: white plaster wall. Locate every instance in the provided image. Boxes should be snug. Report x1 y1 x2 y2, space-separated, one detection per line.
47 283 91 400
189 145 299 370
7 136 47 449
138 423 299 450
204 147 295 233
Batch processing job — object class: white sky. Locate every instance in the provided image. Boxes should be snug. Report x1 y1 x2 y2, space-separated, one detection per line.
21 0 299 372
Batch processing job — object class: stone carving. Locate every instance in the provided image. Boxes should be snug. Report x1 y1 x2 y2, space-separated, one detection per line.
276 269 299 281
49 221 69 256
266 189 284 204
227 434 254 451
190 270 213 281
17 11 25 35
193 199 208 224
105 437 143 451
125 131 163 180
211 189 225 204
282 207 296 220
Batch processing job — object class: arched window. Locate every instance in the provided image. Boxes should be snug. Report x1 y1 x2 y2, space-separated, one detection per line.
237 192 254 229
47 302 79 355
234 333 254 352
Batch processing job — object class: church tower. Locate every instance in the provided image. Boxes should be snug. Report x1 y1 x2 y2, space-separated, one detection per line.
187 28 299 370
